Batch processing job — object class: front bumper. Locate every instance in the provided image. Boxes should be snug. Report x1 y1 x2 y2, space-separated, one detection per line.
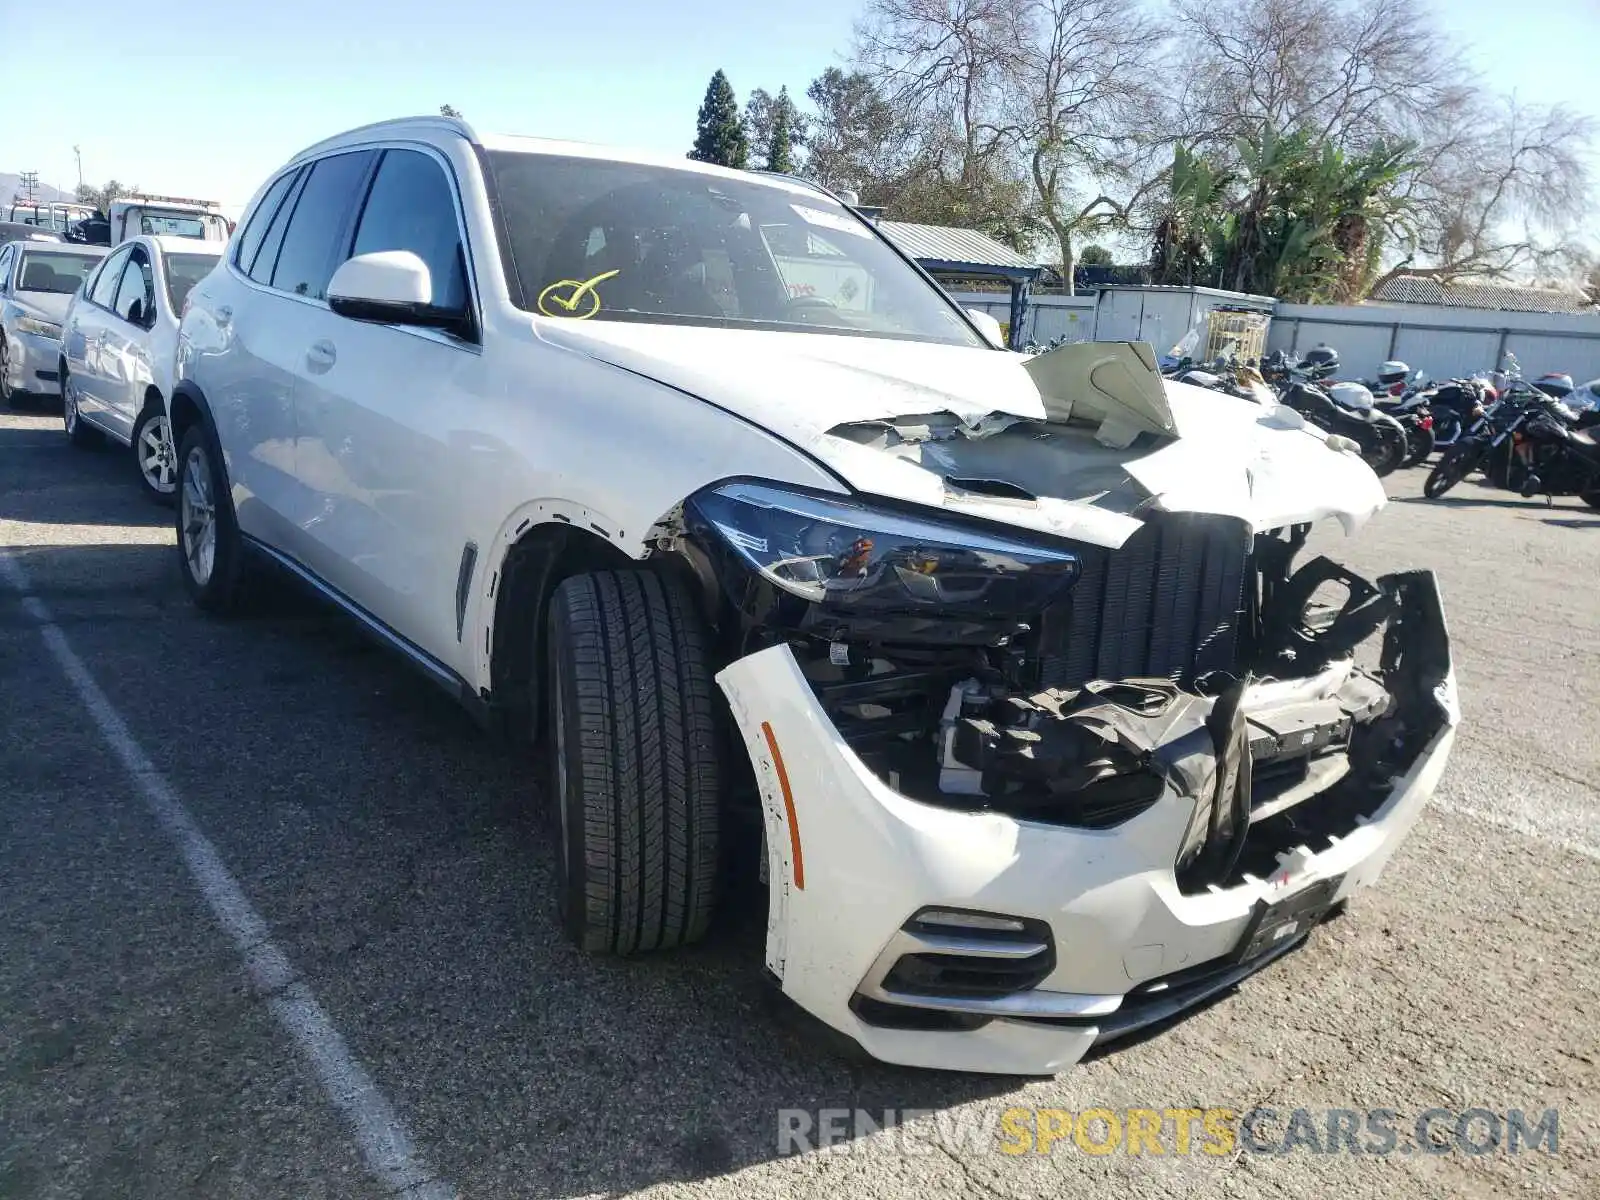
4 327 63 397
716 576 1457 1075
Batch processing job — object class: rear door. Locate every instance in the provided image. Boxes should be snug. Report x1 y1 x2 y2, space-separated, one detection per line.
212 150 376 556
97 244 158 442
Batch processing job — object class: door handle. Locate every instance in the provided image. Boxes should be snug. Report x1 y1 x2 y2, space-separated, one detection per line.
305 340 337 373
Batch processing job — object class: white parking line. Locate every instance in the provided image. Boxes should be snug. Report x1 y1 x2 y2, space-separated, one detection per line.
0 553 456 1200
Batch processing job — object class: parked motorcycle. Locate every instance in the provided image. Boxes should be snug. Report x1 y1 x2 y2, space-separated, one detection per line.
1366 361 1436 467
1424 392 1600 507
1263 349 1409 476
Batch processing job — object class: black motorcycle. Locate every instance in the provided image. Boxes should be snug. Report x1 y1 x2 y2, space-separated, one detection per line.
1263 350 1408 476
1425 395 1600 507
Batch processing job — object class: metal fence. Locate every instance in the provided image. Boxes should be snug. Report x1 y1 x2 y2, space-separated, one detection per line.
951 288 1600 384
1268 302 1600 383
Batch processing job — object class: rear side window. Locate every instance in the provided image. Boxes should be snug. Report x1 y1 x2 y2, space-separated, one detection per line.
349 149 469 311
235 169 299 272
270 150 375 299
114 249 155 323
165 253 220 313
90 247 130 307
247 170 307 286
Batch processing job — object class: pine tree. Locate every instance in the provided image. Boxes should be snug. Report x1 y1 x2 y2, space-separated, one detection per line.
766 87 796 174
689 70 749 169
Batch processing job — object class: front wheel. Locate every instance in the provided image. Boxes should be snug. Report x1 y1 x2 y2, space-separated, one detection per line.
175 424 246 612
545 570 722 955
1425 443 1484 499
1362 424 1406 477
62 366 99 447
0 340 23 409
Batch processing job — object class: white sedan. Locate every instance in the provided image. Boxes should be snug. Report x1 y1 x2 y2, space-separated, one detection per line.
0 240 106 406
60 235 223 500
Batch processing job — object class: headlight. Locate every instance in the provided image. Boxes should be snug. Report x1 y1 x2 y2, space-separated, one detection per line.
15 315 63 339
684 481 1080 623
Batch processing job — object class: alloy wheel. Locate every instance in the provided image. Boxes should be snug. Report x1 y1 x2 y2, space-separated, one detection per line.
0 342 12 403
138 414 177 494
63 380 78 433
180 444 217 585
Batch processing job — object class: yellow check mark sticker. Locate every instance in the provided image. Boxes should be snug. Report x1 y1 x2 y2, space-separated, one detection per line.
536 270 620 320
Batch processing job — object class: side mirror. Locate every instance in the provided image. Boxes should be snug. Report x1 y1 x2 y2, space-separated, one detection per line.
126 299 143 325
327 250 469 336
965 307 1006 348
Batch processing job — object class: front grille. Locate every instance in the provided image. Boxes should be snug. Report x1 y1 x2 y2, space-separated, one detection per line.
1039 514 1251 689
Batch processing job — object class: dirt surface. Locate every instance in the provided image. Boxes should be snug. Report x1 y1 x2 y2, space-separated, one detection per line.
1 405 1595 1199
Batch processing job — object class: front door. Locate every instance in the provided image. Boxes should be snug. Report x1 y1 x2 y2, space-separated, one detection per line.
290 146 485 669
64 245 129 427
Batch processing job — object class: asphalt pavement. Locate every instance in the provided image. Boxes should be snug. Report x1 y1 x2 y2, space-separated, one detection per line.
1 404 1595 1199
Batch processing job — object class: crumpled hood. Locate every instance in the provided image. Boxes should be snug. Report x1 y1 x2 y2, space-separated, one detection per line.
539 321 1386 548
14 290 71 326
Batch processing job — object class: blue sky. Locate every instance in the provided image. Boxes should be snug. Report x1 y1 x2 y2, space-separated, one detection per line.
6 0 1597 213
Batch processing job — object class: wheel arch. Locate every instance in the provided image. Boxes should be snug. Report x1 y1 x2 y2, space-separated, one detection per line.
167 381 215 449
482 510 710 741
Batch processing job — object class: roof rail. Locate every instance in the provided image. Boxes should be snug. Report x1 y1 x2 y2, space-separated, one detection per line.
289 114 478 164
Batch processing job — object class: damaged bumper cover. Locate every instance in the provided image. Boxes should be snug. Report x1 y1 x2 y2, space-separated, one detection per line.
715 571 1456 1075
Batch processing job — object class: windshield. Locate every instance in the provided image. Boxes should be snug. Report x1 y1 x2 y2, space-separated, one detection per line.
164 252 219 311
484 151 983 347
17 250 103 294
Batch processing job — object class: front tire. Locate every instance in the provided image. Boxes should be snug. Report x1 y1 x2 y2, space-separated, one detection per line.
1362 424 1406 477
545 570 721 955
61 366 98 447
175 424 245 612
1425 443 1482 499
133 403 178 504
0 340 24 409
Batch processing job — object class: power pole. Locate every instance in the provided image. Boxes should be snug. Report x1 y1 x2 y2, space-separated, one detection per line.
73 146 84 190
18 171 40 204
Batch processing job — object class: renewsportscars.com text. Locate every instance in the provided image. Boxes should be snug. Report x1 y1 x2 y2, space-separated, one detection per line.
777 1106 1560 1158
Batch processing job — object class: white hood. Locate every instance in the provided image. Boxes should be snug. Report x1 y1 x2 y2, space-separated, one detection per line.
538 321 1386 549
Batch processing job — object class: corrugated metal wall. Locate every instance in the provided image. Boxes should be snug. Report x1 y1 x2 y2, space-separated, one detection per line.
947 288 1600 383
1269 302 1600 382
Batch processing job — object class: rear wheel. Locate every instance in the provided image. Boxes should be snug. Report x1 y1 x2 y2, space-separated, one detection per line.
1425 443 1482 499
132 403 178 504
1402 422 1435 468
175 423 246 612
545 570 721 955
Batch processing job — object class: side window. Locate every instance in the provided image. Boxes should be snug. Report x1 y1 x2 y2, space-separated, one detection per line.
0 247 14 291
270 150 375 299
247 169 307 286
234 168 299 273
349 149 469 311
114 249 155 324
90 247 131 308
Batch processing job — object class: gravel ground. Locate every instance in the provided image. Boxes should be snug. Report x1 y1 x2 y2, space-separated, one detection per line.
1 403 1595 1200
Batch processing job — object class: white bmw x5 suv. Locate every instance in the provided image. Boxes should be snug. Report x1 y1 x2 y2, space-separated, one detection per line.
173 115 1457 1074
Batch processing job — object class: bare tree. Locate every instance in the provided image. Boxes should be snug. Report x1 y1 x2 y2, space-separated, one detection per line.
1374 99 1596 288
1013 0 1168 291
1173 0 1469 151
